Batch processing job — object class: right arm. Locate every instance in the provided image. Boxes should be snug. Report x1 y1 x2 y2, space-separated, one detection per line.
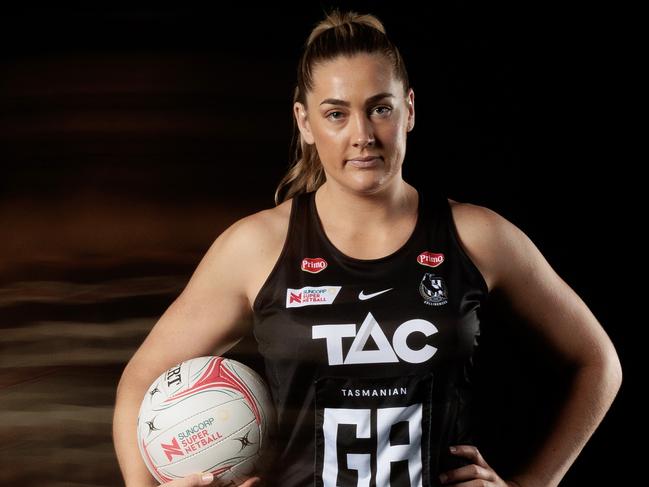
112 215 265 487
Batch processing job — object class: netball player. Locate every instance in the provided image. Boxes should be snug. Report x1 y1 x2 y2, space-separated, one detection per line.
113 9 622 487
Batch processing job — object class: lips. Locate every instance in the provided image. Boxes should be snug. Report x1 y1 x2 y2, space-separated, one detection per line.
347 155 381 162
347 157 381 168
347 156 383 168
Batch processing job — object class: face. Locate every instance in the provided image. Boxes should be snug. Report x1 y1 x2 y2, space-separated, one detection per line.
294 53 415 195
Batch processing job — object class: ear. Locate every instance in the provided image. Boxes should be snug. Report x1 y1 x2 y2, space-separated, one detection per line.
294 101 315 145
406 89 415 132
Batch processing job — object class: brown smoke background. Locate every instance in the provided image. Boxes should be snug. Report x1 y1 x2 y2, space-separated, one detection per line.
0 4 633 487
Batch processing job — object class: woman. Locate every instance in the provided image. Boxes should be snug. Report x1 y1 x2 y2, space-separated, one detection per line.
113 9 622 487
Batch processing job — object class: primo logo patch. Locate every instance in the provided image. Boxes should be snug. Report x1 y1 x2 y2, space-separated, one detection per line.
286 286 342 308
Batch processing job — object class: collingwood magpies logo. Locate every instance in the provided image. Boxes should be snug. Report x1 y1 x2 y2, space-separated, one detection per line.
419 272 448 306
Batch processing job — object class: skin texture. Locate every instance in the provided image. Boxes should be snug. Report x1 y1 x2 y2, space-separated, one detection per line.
294 52 420 253
295 52 414 191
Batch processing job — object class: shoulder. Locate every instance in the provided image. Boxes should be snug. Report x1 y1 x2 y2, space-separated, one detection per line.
209 197 293 307
448 200 622 370
219 197 293 260
446 197 533 294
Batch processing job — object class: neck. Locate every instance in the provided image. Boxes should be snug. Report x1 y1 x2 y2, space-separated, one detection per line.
315 179 416 232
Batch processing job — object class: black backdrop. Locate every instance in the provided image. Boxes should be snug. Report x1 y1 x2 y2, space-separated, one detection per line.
0 3 634 486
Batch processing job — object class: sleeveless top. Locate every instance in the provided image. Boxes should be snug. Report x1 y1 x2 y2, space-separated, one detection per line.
252 186 489 487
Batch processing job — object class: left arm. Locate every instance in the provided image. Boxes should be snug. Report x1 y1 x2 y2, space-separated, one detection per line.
463 203 623 487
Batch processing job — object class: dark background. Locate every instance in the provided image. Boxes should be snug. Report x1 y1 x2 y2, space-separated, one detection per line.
0 2 634 486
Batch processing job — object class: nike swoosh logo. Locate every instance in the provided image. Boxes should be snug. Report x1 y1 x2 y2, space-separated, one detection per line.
358 288 394 300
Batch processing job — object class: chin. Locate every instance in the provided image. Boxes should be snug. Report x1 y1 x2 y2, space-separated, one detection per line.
348 177 389 194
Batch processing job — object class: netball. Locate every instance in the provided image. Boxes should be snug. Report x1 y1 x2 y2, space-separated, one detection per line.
136 356 276 485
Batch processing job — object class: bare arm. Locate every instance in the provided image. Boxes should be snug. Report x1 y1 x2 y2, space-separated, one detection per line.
468 204 623 487
112 214 264 487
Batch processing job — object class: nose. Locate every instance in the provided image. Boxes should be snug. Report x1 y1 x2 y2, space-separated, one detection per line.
351 112 375 149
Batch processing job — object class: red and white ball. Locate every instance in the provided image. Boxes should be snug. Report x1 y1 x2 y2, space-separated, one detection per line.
137 356 276 485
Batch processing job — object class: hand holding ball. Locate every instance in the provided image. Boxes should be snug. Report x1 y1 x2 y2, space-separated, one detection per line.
137 356 277 485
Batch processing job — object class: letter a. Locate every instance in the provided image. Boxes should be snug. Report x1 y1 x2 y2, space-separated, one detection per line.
344 312 399 364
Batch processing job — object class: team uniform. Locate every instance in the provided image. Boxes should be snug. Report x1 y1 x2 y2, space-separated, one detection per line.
252 186 489 487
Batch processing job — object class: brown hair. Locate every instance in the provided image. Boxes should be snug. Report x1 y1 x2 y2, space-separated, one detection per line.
273 8 411 205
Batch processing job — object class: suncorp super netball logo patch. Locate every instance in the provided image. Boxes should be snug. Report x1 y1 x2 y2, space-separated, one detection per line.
417 251 444 268
160 417 224 461
301 257 328 273
286 286 341 308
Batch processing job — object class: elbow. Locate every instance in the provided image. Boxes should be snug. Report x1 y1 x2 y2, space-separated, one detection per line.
115 358 147 397
115 365 132 399
578 349 623 395
575 328 623 390
598 341 624 390
599 357 623 405
606 354 623 392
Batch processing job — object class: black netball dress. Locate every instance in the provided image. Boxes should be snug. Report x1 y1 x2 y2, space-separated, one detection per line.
252 186 489 487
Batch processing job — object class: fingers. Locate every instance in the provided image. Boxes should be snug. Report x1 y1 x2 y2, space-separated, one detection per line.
439 445 494 485
169 472 261 487
439 462 490 485
169 472 215 486
239 477 262 487
198 472 214 485
448 444 490 469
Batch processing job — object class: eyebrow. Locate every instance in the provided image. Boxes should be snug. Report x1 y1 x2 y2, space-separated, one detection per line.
319 92 395 107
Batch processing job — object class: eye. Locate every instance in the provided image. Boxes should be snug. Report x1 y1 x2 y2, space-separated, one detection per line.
326 111 344 121
373 105 393 116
